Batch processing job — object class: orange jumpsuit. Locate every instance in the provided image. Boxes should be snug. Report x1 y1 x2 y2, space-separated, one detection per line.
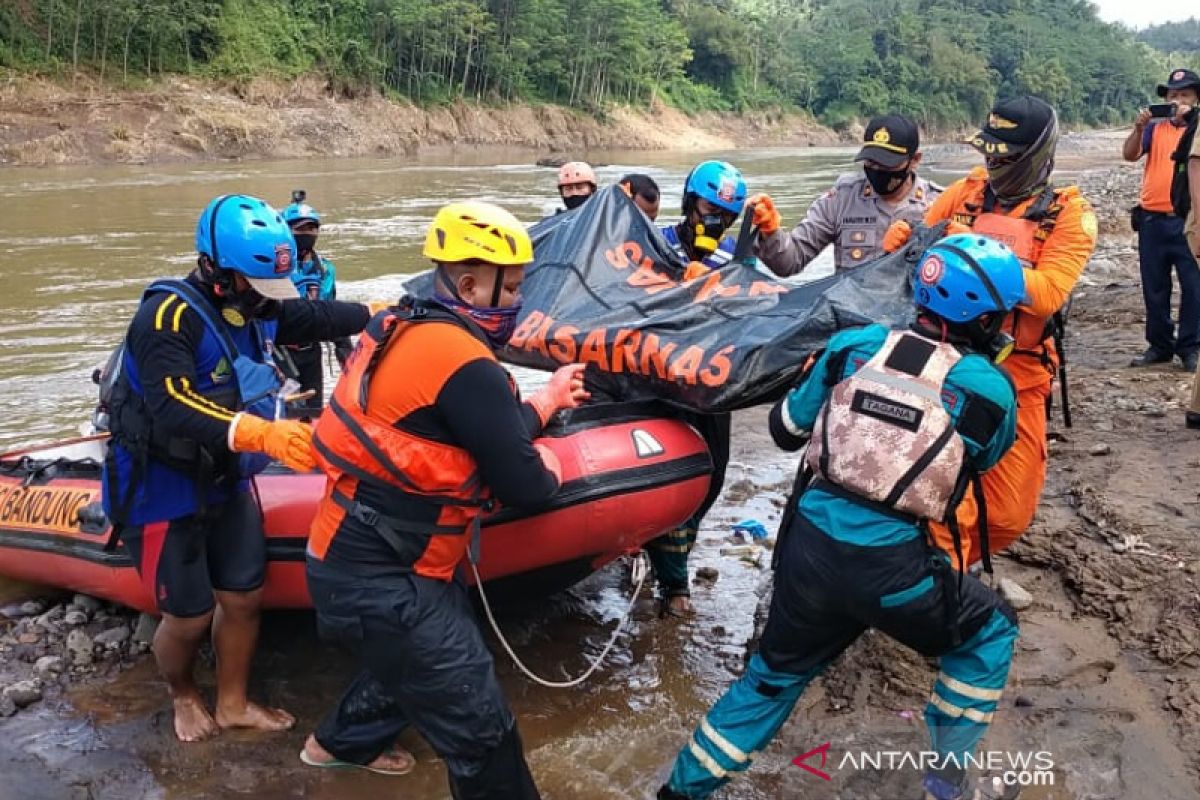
926 167 1097 566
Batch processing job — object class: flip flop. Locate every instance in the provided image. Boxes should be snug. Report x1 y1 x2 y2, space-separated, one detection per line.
299 746 415 776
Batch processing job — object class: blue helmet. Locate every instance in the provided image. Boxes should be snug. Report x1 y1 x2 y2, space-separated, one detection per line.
195 194 298 300
913 233 1025 323
283 202 321 227
683 160 747 216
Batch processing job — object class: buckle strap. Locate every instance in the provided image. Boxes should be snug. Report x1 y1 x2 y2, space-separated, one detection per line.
330 489 462 536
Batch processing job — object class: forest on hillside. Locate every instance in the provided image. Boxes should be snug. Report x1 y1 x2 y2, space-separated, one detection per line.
1137 17 1200 56
0 0 1190 128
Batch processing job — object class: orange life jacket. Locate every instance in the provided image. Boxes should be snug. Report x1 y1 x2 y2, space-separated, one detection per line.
310 301 494 578
952 185 1067 369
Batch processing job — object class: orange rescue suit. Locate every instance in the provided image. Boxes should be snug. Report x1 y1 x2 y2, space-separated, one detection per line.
309 306 492 581
924 167 1097 565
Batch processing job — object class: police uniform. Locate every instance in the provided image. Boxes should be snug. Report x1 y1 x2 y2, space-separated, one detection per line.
757 172 941 275
661 323 1021 799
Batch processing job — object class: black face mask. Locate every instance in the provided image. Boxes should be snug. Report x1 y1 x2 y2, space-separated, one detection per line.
562 194 590 211
293 233 318 254
863 165 910 197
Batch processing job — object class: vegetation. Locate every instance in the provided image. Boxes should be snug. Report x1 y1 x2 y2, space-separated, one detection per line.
0 0 1185 127
1137 17 1200 56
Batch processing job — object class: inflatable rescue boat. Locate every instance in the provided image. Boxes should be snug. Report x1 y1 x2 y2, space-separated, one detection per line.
0 404 710 612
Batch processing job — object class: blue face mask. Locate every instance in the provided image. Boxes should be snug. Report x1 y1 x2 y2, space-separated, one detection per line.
434 291 524 348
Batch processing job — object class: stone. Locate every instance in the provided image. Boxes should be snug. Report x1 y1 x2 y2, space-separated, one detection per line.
3 680 42 708
132 613 159 645
94 625 130 648
694 567 720 583
1089 443 1112 456
998 578 1034 611
72 595 103 615
17 632 41 645
18 601 44 617
66 629 93 666
1014 695 1035 708
63 611 88 627
35 655 64 676
0 694 15 718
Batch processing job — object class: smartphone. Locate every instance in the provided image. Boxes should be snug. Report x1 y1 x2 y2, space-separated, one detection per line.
1149 103 1178 119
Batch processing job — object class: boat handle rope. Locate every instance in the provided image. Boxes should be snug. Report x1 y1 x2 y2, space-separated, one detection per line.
470 550 649 689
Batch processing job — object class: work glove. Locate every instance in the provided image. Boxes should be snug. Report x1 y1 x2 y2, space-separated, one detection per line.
746 193 782 235
228 413 316 473
684 261 711 281
534 443 563 485
882 220 913 253
528 363 591 426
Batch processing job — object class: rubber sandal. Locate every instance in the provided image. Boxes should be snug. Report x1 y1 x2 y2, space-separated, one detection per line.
299 746 415 776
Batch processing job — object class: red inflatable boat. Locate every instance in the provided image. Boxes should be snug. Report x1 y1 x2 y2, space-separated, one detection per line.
0 405 710 613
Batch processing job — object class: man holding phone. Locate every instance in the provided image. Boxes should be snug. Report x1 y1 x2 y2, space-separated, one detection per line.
1124 68 1200 371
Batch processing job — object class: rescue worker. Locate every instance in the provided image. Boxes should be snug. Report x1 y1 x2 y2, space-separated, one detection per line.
279 193 354 418
557 161 598 211
102 194 374 743
749 114 941 276
658 234 1026 800
650 160 747 615
300 201 590 797
1124 69 1200 371
619 173 662 220
883 95 1097 566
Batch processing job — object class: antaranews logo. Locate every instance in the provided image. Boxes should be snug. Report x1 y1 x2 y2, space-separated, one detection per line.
793 743 1055 789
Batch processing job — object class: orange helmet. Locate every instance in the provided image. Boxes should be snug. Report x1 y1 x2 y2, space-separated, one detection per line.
557 161 596 188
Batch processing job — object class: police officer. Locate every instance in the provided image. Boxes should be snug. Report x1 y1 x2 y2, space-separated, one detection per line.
749 114 940 275
102 194 374 743
300 201 590 797
279 193 353 418
658 234 1025 800
649 161 747 616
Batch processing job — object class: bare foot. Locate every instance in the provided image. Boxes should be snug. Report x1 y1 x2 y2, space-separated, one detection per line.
302 734 416 775
172 694 219 742
215 700 296 732
663 595 693 617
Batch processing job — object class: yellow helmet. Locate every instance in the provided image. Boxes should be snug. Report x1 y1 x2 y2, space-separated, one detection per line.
423 201 533 266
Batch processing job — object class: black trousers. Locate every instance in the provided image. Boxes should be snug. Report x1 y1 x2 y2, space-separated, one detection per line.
307 558 540 800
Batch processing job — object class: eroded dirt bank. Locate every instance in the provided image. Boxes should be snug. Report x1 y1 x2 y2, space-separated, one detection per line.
0 74 839 167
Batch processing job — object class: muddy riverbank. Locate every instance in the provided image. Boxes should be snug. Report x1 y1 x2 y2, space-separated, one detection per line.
2 155 1200 799
0 73 840 167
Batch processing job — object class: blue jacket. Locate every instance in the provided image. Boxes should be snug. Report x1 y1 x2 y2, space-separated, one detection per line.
782 324 1017 547
292 253 337 301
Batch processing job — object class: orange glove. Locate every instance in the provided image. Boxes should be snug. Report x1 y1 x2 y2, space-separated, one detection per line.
882 220 913 253
228 413 316 472
533 443 563 485
684 261 711 281
528 363 591 426
746 193 781 235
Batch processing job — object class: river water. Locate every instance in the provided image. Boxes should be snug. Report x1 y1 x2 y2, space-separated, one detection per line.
0 145 1100 800
0 145 988 453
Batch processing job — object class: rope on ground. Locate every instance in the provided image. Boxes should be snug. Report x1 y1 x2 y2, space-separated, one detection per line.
470 550 649 689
